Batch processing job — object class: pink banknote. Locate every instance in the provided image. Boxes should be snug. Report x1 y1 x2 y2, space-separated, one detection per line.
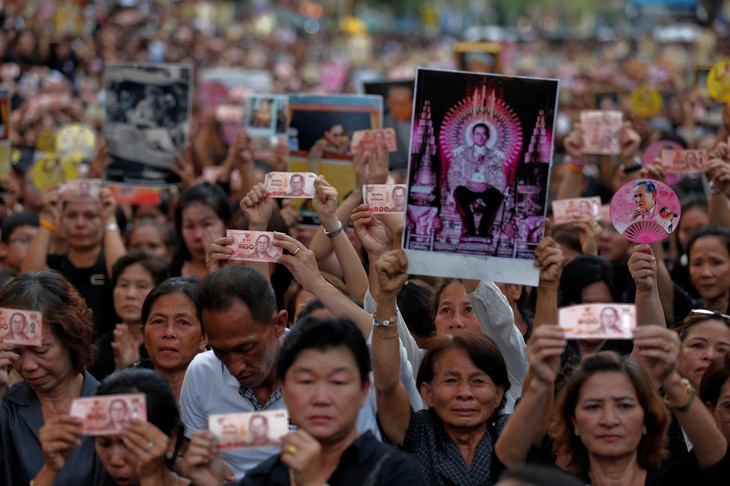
363 184 407 213
0 307 42 346
226 230 283 262
558 303 636 339
59 179 102 200
350 128 397 152
551 197 601 224
580 110 622 155
209 410 289 451
70 393 147 436
659 149 708 173
264 171 316 198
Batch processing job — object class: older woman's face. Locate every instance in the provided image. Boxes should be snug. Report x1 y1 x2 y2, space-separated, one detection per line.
689 236 730 303
435 282 480 334
573 371 644 462
11 328 75 393
143 292 207 375
676 320 730 389
420 347 504 431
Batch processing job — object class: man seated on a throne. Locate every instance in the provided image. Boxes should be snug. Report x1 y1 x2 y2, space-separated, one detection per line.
447 122 506 239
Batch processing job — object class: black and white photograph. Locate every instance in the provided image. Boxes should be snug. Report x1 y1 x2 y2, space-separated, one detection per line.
403 68 559 286
104 63 192 186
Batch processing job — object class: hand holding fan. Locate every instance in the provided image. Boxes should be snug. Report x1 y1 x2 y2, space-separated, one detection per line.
610 179 681 244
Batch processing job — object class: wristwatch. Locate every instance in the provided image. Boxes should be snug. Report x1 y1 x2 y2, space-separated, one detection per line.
105 223 120 233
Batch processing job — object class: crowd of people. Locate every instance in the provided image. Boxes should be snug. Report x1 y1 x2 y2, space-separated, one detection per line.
1 1 730 486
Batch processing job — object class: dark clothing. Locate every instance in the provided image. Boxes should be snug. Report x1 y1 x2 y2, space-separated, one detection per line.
576 448 730 485
47 252 116 335
88 331 150 381
454 186 504 237
0 371 104 486
388 408 507 485
240 431 425 486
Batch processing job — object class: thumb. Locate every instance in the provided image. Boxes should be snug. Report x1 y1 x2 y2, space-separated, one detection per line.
543 217 551 238
393 224 404 251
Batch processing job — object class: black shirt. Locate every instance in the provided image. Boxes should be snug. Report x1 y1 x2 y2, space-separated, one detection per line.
240 431 425 486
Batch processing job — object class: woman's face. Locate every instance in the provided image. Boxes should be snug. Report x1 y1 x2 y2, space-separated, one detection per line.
434 282 479 334
292 289 315 324
689 236 730 302
420 346 504 431
95 436 140 486
677 207 708 252
128 226 169 260
11 328 76 394
573 371 645 463
113 264 156 325
143 292 207 374
10 313 25 333
181 202 225 262
676 320 730 388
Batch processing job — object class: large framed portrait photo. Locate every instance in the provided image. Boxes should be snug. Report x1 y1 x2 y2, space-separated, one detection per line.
403 68 559 286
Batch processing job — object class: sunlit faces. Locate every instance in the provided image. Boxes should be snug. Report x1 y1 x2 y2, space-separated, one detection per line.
282 346 368 444
143 293 207 374
181 202 225 261
10 328 76 393
434 281 479 334
573 371 645 462
202 299 285 388
676 320 730 389
60 199 103 251
114 264 156 325
420 347 504 431
688 236 730 303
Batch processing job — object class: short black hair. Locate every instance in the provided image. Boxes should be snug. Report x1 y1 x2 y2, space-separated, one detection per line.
1 211 38 244
141 276 200 329
276 317 371 384
97 369 183 469
196 266 277 327
559 255 620 306
498 464 585 486
686 226 730 263
472 122 489 136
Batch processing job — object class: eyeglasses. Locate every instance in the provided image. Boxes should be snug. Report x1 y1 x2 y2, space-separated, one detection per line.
689 309 730 323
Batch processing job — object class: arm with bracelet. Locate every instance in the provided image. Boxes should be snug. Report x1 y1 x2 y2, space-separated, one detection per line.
99 187 127 277
21 187 59 272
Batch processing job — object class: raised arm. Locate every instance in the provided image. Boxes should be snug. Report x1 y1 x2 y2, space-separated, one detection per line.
628 244 666 329
372 247 412 446
706 154 730 228
21 186 59 272
308 176 368 302
273 232 372 338
100 187 126 277
633 326 728 469
557 123 587 200
464 278 527 412
495 325 566 468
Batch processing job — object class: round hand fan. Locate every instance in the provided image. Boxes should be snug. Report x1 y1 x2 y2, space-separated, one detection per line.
610 179 681 244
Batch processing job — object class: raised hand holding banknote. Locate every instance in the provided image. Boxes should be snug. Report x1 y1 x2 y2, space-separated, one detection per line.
182 431 233 486
351 203 391 258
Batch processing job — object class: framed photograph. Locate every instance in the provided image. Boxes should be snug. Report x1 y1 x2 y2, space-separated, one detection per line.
363 79 415 172
104 63 192 186
454 41 503 74
403 68 559 286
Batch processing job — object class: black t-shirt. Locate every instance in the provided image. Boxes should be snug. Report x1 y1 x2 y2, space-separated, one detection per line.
47 252 116 335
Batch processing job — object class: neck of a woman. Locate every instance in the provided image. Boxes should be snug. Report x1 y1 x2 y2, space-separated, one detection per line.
444 422 488 467
154 366 186 402
38 373 85 417
588 454 645 486
705 292 729 314
182 259 208 279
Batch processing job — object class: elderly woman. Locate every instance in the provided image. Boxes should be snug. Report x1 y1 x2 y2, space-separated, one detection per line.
0 271 103 485
372 249 512 483
496 325 730 485
33 368 190 486
139 277 208 400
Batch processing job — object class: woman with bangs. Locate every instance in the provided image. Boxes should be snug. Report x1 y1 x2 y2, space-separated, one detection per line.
495 325 730 485
0 271 104 486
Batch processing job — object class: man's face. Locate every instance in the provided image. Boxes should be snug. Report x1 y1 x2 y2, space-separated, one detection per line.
256 236 269 253
202 299 285 388
386 87 413 122
632 185 655 211
392 188 406 208
60 199 103 251
291 176 304 192
472 126 488 147
282 346 368 444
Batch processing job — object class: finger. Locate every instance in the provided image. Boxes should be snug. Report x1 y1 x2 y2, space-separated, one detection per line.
544 218 551 238
392 225 403 251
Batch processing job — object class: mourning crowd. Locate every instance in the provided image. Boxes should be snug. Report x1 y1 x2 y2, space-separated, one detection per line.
2 2 730 486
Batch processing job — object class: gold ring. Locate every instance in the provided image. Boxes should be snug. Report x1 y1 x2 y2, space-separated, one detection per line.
293 247 301 255
285 444 298 455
